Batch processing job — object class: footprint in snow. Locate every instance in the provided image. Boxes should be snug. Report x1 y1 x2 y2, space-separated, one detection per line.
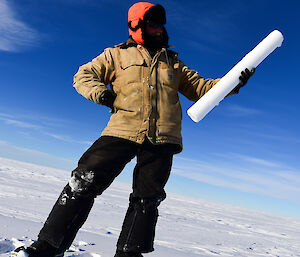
65 241 101 257
67 253 101 257
0 238 28 254
0 238 101 257
0 238 16 254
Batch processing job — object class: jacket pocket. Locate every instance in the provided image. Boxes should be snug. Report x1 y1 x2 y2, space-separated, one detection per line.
120 56 145 70
158 61 179 90
157 123 181 138
118 57 146 86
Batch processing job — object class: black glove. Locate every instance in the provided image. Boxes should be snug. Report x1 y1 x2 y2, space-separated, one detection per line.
99 90 116 111
239 68 255 87
231 68 255 94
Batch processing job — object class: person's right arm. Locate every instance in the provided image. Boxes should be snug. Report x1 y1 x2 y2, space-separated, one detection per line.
73 48 116 105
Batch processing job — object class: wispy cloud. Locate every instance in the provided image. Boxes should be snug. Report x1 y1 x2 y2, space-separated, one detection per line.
225 104 261 116
44 132 92 145
0 0 39 51
227 153 282 169
0 140 74 170
0 116 43 129
0 111 91 146
0 111 62 130
173 155 300 203
0 112 14 118
14 112 72 129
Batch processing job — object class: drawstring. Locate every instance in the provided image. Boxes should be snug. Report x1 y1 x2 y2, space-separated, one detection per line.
164 49 170 67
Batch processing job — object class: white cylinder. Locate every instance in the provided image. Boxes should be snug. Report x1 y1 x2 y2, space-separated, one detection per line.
187 30 284 122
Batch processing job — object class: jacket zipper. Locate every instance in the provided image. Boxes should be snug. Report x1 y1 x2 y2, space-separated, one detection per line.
164 48 170 67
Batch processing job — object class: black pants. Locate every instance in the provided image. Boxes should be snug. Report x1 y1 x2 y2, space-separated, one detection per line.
38 136 174 253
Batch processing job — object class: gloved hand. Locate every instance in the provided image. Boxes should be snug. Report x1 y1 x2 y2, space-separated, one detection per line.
99 90 116 112
231 68 255 94
239 68 255 87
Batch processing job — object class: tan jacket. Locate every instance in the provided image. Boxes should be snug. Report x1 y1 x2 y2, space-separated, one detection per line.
73 42 220 153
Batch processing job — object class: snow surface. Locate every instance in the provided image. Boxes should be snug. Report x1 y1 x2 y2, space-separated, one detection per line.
0 157 299 257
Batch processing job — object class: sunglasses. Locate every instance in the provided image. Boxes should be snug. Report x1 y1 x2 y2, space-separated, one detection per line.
145 20 164 29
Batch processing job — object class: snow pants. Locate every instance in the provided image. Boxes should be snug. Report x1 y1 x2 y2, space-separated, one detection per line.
38 136 174 253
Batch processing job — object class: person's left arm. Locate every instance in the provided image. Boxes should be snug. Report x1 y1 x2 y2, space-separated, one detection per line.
178 61 220 102
178 61 255 100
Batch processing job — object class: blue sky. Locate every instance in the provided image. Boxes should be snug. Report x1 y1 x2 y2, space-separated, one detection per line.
0 0 299 218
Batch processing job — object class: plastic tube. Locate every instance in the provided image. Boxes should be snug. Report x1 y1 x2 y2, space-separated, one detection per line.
187 30 284 122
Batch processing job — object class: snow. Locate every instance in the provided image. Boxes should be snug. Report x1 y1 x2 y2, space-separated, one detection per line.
0 157 300 257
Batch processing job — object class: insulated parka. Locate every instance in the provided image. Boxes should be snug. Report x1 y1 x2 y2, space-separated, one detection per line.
73 41 220 153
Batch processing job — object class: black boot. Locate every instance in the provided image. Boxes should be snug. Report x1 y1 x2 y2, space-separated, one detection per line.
114 250 143 257
25 240 63 257
117 195 163 253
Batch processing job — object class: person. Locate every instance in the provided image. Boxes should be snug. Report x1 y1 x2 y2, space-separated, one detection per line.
10 2 254 257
